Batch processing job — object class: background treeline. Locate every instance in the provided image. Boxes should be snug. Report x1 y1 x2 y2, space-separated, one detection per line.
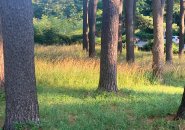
32 0 180 45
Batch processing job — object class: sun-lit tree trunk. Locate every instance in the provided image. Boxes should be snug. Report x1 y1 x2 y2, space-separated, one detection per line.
152 0 165 79
125 0 135 63
98 0 119 92
166 0 174 64
1 0 39 129
118 0 123 54
0 16 4 88
179 0 185 57
88 0 98 57
83 0 89 51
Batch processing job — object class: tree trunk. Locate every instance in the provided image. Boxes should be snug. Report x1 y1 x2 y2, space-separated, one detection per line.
83 0 89 51
1 0 39 129
125 0 135 63
0 16 4 88
118 0 123 54
88 0 98 57
179 0 185 57
166 0 174 64
152 0 164 79
175 88 185 120
98 0 119 92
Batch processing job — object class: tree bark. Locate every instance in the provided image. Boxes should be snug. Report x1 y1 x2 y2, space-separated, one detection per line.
125 0 135 63
98 0 119 92
152 0 165 79
88 0 98 57
0 15 4 88
118 0 123 54
166 0 174 64
179 0 185 57
1 0 39 129
83 0 89 51
175 88 185 120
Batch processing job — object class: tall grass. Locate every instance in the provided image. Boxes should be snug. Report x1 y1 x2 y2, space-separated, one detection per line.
1 44 185 129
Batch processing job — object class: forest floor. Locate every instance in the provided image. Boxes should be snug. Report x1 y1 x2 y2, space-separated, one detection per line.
1 44 185 130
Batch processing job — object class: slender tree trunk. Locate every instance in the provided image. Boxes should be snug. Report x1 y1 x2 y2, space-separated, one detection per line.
118 0 123 54
166 0 174 64
125 0 135 63
88 0 98 57
1 0 39 129
179 0 185 57
98 0 119 92
152 0 165 79
83 0 89 51
0 16 4 88
175 88 185 120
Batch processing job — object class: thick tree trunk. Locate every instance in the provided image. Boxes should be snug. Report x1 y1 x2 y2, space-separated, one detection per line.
125 0 135 63
0 16 4 88
88 0 98 57
1 0 39 129
118 0 123 54
152 0 164 79
83 0 89 51
166 0 174 64
98 0 119 92
179 0 185 57
175 88 185 120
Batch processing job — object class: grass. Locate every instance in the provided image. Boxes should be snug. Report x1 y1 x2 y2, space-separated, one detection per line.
1 44 185 129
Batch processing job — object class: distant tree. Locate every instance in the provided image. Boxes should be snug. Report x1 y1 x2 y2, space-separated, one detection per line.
152 0 165 78
118 0 123 54
166 0 174 63
88 0 98 57
0 16 4 88
125 0 135 63
1 0 39 129
98 0 119 92
83 0 89 51
179 0 185 57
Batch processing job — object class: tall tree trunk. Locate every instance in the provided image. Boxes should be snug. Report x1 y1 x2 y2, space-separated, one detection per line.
125 0 135 63
1 0 39 129
152 0 165 79
83 0 89 51
98 0 119 92
179 0 185 57
166 0 174 64
175 88 185 120
118 0 123 54
88 0 98 57
0 16 4 88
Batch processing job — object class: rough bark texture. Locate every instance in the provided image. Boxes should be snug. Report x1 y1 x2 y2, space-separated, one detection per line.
98 0 119 92
152 0 165 79
0 15 4 88
88 0 98 57
83 0 89 51
175 88 185 120
1 0 39 129
125 0 135 63
179 0 185 57
118 0 123 54
166 0 174 64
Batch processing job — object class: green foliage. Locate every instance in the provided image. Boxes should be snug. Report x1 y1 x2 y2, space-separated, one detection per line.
33 15 82 44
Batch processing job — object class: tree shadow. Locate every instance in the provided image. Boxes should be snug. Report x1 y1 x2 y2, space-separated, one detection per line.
37 86 183 130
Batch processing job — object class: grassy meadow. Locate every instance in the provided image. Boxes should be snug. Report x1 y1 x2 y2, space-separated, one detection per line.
1 44 185 129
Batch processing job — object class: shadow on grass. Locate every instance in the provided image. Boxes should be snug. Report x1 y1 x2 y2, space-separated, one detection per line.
37 85 183 130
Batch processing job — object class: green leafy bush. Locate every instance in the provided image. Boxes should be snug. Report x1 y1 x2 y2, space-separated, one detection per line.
33 15 82 45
